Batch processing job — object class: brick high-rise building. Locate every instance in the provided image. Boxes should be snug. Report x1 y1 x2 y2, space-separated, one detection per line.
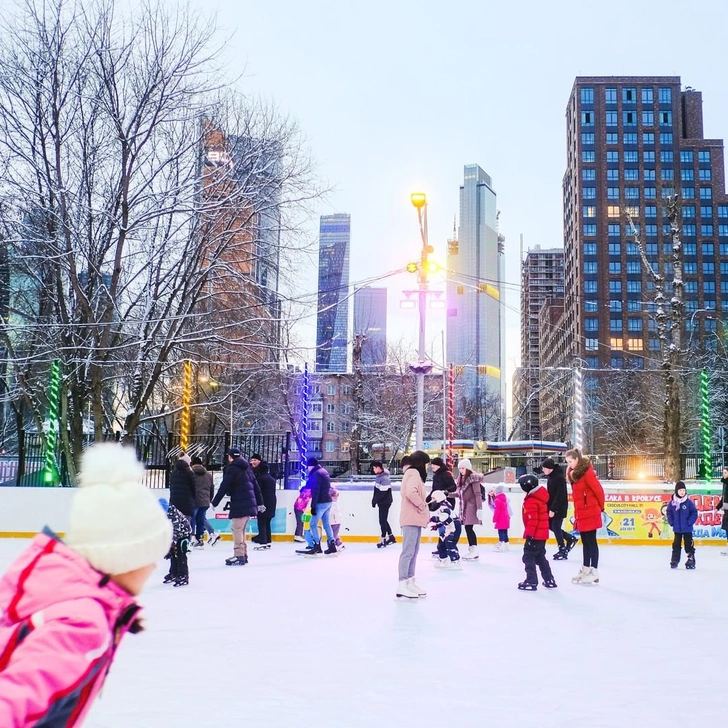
513 247 564 440
559 77 728 449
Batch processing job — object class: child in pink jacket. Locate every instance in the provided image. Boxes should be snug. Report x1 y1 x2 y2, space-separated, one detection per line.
489 485 511 552
0 444 171 727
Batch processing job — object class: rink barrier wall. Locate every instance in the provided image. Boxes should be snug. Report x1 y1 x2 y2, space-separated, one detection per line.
1 481 726 546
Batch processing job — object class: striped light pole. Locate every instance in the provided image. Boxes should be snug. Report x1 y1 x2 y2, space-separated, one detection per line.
180 360 193 453
299 363 311 482
447 363 455 467
701 368 712 480
573 365 583 451
43 360 61 485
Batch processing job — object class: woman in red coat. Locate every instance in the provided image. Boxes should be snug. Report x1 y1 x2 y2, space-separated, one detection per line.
565 448 605 585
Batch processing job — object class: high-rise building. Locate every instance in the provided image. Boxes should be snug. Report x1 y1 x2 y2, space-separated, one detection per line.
446 164 505 439
560 77 728 448
513 246 565 440
353 286 387 368
316 214 351 372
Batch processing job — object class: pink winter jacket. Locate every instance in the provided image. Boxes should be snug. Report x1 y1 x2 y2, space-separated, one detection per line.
0 529 144 727
399 467 429 527
492 492 511 530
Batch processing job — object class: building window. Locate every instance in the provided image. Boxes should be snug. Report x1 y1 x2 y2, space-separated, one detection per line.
624 169 639 181
660 111 672 125
649 339 660 351
310 421 322 433
584 280 598 293
610 338 623 350
583 242 597 256
658 87 672 103
682 205 696 218
681 169 694 181
660 132 673 145
643 151 655 162
660 151 674 163
682 187 695 199
610 319 623 331
643 132 655 145
624 133 637 145
327 384 336 395
627 339 644 351
607 169 619 181
644 169 656 181
642 111 654 126
701 206 713 218
326 422 335 432
645 224 658 237
718 206 728 218
624 222 639 235
582 133 595 145
606 133 618 144
608 243 621 256
701 224 714 236
683 223 697 237
645 243 658 255
586 356 599 368
699 169 712 181
608 223 620 237
698 150 711 163
605 88 617 104
684 262 697 274
610 300 623 312
645 205 657 217
605 111 618 126
582 151 595 162
609 280 622 293
581 87 594 104
607 206 620 218
609 261 622 274
311 402 322 413
326 403 336 413
627 281 642 293
644 187 656 199
683 243 696 256
607 187 620 200
583 205 596 218
721 262 728 274
680 150 694 163
628 318 643 332
623 87 636 103
641 87 654 104
325 441 335 453
585 318 599 332
628 300 643 312
585 338 599 351
627 261 641 274
721 244 728 255
703 262 715 275
584 261 598 274
583 169 596 180
581 111 594 126
342 385 351 395
704 281 716 293
606 151 619 163
661 169 674 181
700 187 712 200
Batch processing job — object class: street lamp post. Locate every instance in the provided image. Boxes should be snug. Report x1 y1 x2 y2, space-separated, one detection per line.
411 192 430 451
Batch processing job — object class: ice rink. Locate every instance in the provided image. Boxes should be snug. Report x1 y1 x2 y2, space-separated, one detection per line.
0 537 723 728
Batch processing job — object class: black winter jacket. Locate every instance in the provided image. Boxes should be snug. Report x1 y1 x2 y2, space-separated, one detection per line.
372 469 393 507
546 464 569 519
169 460 196 517
308 465 332 512
212 457 262 519
431 466 457 509
253 462 277 514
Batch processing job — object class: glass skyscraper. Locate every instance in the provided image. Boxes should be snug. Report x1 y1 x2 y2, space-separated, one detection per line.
316 214 351 372
353 286 387 369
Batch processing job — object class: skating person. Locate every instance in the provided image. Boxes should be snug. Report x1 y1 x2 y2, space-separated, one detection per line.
455 458 484 560
0 444 171 725
297 458 336 556
489 485 511 551
330 486 345 550
428 489 461 568
293 485 311 542
212 448 263 566
716 467 728 555
169 454 196 524
542 457 577 559
396 451 430 599
190 455 216 547
251 454 277 550
371 460 395 547
159 498 192 586
430 456 457 508
517 474 557 590
565 448 605 585
666 481 698 569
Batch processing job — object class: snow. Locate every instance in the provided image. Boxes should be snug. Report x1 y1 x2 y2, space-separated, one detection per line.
0 538 723 728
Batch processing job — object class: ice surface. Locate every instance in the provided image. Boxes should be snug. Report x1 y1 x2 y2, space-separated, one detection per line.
0 538 723 728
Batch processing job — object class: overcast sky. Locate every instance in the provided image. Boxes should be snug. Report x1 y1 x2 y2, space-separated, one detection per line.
203 0 728 386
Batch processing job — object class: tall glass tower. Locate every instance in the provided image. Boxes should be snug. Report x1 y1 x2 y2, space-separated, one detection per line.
316 214 351 372
353 286 387 368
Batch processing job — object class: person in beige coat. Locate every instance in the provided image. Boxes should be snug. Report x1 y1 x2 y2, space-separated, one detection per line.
396 450 430 599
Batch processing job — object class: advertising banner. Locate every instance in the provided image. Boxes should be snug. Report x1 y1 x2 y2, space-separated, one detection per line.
566 492 726 541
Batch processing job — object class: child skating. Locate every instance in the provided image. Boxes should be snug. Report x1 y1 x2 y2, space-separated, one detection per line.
428 489 462 568
517 474 557 591
666 481 697 569
489 485 511 551
159 498 193 586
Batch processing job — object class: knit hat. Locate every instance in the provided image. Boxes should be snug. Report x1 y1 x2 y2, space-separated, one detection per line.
674 480 687 496
251 453 262 461
66 444 172 576
495 485 505 495
431 457 446 468
400 455 412 468
179 454 191 465
429 489 447 504
541 457 556 470
306 456 319 467
457 458 472 471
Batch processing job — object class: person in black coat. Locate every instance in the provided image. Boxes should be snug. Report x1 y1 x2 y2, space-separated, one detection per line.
715 467 728 556
297 458 335 556
542 458 577 560
212 449 263 565
430 457 457 509
250 454 277 549
371 461 395 547
169 456 196 519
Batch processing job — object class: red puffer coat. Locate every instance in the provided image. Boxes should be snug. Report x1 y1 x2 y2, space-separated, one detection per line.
522 485 550 540
567 459 605 533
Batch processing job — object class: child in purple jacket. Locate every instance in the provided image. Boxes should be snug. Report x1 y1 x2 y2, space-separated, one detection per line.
0 444 171 726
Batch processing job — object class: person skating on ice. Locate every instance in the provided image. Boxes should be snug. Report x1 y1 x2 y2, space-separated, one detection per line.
371 460 395 547
159 498 192 586
517 474 557 591
329 485 345 550
190 455 217 547
541 457 577 560
428 489 462 568
716 467 728 555
565 448 605 585
489 485 511 552
251 454 277 550
666 481 697 569
455 458 484 560
293 484 311 542
296 458 336 556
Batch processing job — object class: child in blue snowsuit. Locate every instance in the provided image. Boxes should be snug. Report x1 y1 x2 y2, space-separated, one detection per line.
428 489 462 567
665 481 698 569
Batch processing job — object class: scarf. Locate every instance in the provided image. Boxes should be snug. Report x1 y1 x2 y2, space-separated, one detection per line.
672 494 687 508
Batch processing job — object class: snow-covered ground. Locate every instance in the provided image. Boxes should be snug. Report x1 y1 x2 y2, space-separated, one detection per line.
0 537 723 728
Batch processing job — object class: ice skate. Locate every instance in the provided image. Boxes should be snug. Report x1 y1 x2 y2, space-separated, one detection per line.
552 547 568 560
396 580 419 599
686 554 696 570
580 567 599 584
434 557 452 569
377 537 387 548
297 543 322 556
207 533 221 547
448 559 462 570
407 577 426 597
494 542 505 552
564 532 578 553
324 540 338 556
191 537 204 549
384 534 396 546
293 535 306 542
517 580 538 591
542 578 558 589
670 561 678 569
225 556 247 566
173 575 189 587
254 543 271 551
572 566 589 583
163 573 176 584
462 546 479 560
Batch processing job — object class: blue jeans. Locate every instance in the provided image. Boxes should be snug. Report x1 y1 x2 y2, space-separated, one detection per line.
193 507 208 540
399 525 422 580
305 502 334 545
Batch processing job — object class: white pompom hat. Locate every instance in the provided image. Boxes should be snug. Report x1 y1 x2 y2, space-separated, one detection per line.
65 444 172 575
457 458 473 471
